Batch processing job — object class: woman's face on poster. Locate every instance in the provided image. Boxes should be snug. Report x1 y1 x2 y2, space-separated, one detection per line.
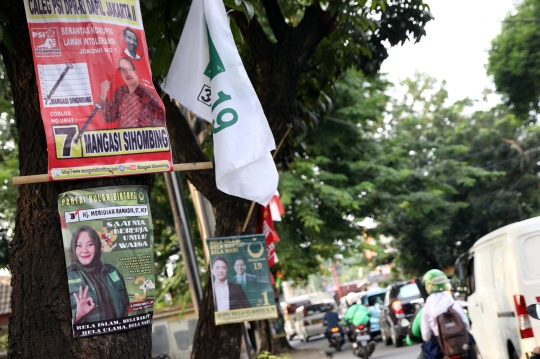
76 231 95 266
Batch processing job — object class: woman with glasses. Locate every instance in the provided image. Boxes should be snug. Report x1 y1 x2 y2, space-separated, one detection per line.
98 57 165 128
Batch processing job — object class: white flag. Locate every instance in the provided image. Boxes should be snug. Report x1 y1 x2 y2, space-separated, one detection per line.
163 0 278 206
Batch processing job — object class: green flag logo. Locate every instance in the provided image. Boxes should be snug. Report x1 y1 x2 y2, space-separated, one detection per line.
204 24 225 79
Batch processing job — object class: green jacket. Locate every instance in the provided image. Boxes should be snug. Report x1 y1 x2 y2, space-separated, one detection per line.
67 263 129 323
344 304 370 326
406 307 423 345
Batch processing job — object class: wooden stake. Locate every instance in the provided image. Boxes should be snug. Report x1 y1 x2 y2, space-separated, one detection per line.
241 124 292 233
11 161 213 185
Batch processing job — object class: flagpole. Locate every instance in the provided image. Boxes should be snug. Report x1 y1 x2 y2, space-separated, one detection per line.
241 125 292 233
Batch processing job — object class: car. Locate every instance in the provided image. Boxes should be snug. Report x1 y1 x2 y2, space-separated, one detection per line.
379 279 424 347
282 296 311 341
294 300 337 341
454 216 540 359
359 288 387 338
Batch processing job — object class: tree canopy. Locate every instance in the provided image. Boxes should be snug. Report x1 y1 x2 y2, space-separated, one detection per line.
487 0 540 119
276 70 540 280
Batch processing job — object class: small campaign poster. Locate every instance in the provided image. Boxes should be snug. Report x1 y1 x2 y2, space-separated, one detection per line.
207 234 278 325
58 185 155 338
24 0 173 180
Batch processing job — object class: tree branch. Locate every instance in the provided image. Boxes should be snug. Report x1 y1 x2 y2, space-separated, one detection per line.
261 0 290 42
290 4 335 72
156 84 227 205
229 11 274 73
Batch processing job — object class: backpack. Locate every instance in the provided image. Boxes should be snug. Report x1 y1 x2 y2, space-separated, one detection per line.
436 305 470 357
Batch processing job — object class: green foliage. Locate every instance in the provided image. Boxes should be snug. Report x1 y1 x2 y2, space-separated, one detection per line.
149 173 206 308
257 351 291 359
0 57 17 268
278 70 540 280
0 333 7 350
487 0 540 119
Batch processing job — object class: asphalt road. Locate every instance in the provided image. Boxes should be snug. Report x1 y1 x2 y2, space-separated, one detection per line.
290 334 421 359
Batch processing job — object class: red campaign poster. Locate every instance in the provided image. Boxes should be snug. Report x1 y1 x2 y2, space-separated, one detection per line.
24 0 173 180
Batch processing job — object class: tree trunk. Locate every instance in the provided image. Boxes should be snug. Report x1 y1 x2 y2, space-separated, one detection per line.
1 2 153 357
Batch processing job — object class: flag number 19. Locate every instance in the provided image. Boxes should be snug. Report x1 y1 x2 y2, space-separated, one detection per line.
212 91 238 134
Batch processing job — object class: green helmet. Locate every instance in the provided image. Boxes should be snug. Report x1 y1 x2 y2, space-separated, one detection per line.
423 269 449 295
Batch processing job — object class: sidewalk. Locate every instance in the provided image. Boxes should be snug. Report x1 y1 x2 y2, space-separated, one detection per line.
288 348 327 359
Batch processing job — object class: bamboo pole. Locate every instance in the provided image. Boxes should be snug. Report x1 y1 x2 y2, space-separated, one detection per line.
11 161 213 185
241 124 292 233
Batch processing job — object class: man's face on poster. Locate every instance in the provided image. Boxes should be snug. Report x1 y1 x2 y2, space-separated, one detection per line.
124 29 138 55
212 259 227 282
234 259 246 276
119 58 139 87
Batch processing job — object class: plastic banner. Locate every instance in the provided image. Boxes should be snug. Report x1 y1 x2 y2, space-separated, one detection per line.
24 0 173 180
207 234 278 325
58 185 155 338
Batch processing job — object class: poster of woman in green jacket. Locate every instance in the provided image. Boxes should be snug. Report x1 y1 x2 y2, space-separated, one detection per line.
68 225 129 324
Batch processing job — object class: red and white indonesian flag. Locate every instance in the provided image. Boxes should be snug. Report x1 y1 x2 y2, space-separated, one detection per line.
163 0 278 205
258 205 279 267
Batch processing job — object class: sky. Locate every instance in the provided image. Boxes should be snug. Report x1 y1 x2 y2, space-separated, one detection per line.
380 0 518 110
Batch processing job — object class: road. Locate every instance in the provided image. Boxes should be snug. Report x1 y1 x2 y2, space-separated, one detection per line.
290 334 420 359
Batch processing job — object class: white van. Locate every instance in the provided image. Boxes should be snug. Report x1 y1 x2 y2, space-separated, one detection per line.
455 216 540 359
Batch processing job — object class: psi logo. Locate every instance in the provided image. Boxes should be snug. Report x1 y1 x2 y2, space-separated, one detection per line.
32 28 61 57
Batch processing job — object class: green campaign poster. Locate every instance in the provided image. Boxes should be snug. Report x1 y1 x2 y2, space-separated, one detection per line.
58 185 155 338
207 234 278 325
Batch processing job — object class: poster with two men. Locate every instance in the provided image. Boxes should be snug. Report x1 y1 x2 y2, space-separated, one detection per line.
208 234 278 325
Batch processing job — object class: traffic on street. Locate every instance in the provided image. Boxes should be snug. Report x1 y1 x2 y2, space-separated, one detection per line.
290 334 421 359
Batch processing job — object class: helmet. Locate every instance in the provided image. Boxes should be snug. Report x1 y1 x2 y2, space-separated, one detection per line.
423 269 449 295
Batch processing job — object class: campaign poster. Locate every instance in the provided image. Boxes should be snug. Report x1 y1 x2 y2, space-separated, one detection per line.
207 234 278 325
58 185 155 338
24 0 173 180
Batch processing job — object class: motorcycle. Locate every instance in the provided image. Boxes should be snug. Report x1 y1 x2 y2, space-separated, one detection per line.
352 324 376 359
328 326 344 352
526 304 540 359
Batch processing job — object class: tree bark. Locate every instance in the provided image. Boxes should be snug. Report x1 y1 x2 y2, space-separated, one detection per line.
1 2 153 357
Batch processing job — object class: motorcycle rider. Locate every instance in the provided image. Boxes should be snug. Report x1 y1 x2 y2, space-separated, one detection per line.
420 269 477 359
344 298 376 356
344 299 370 342
322 305 344 347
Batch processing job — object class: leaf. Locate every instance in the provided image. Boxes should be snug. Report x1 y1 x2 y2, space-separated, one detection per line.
0 25 13 53
150 37 172 78
241 1 255 22
141 0 153 10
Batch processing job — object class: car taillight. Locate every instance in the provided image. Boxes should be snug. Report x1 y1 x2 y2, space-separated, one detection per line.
514 295 534 339
357 324 365 330
392 300 404 315
331 327 339 333
304 320 310 326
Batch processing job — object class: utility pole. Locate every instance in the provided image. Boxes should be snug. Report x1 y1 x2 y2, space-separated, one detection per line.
164 171 203 314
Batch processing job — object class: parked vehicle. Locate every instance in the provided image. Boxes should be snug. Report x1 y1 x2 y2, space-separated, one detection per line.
454 216 540 359
328 326 344 352
295 300 337 341
379 279 424 347
359 288 387 338
282 296 311 341
352 323 376 358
